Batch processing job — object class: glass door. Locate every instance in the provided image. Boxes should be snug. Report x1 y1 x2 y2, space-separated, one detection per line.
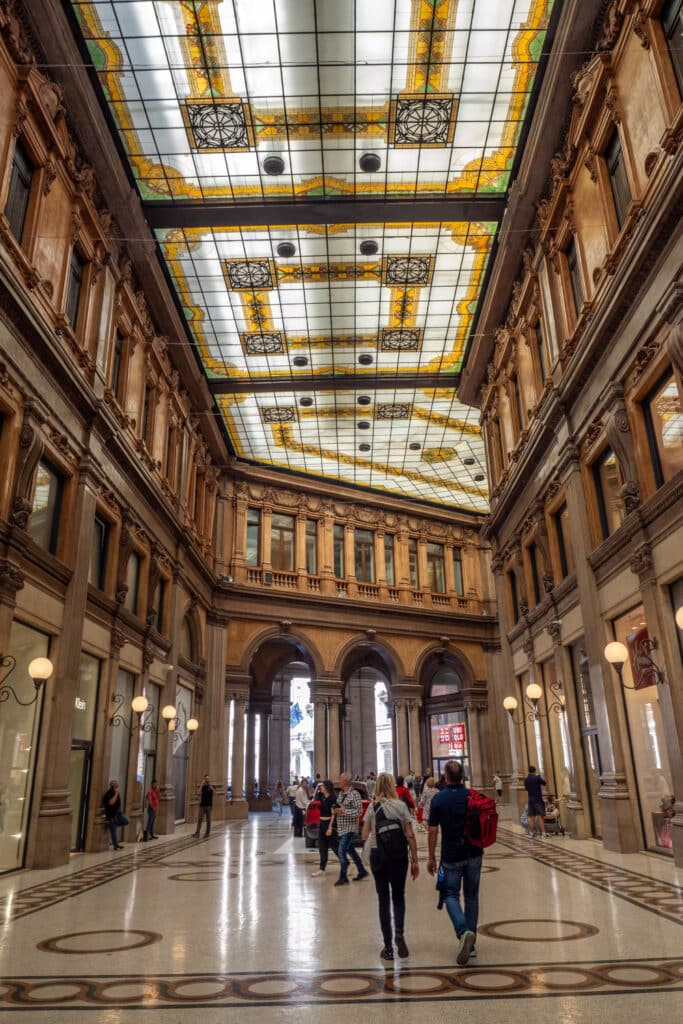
69 743 92 852
171 682 192 823
571 642 602 838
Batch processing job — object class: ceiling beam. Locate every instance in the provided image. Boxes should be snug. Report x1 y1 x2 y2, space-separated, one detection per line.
208 373 458 395
143 197 506 230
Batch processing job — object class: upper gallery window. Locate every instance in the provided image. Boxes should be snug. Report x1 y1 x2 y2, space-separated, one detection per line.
30 459 63 554
89 513 109 589
408 538 419 588
605 130 631 229
333 524 345 578
452 547 464 596
593 448 626 539
65 249 85 331
565 237 584 315
271 513 295 571
354 528 375 583
426 542 445 593
534 320 548 382
384 534 395 586
110 331 124 399
246 508 260 566
553 502 573 579
125 551 141 615
305 519 317 575
662 0 683 94
4 140 33 244
643 369 683 486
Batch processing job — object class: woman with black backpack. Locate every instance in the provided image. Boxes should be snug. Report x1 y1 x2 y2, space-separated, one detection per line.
361 772 419 962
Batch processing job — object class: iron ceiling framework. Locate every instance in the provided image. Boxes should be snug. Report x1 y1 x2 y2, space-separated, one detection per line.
68 0 559 511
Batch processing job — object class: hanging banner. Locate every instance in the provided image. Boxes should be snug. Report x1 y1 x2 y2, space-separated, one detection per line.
626 627 658 690
438 723 466 751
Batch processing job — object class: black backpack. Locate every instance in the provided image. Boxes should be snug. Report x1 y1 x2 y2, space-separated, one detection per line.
374 802 408 865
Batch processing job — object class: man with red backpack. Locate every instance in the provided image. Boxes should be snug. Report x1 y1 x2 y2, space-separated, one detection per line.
427 760 495 966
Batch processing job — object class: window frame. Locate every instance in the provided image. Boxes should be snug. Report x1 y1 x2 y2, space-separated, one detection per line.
408 538 419 588
662 0 683 95
642 367 683 488
592 447 625 541
333 523 345 578
110 330 124 400
384 533 395 586
29 458 63 556
507 570 519 623
452 547 464 596
271 513 295 572
89 512 110 590
4 138 34 245
354 528 375 583
426 542 446 594
527 541 542 606
305 519 317 575
64 247 86 333
246 507 261 567
604 129 631 230
565 236 584 316
125 550 141 616
553 502 571 580
534 319 548 382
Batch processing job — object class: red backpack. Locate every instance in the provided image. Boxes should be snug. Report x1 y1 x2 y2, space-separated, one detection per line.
464 789 498 848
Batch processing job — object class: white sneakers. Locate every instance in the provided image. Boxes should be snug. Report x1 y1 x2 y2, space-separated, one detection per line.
456 930 476 966
311 869 325 877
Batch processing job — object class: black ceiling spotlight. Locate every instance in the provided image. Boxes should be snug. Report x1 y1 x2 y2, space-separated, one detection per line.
292 355 308 367
263 155 285 175
358 353 373 365
409 442 422 451
359 240 379 256
299 396 313 407
463 457 475 465
357 421 371 430
277 241 296 258
359 153 381 173
359 443 371 453
474 473 485 481
357 395 372 405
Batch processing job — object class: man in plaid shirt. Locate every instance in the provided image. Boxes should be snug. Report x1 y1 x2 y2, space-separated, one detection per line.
332 773 369 886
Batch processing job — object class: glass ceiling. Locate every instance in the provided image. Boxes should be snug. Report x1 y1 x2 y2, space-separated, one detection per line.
68 0 557 510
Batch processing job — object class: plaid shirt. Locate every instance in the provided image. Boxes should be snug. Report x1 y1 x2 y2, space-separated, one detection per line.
335 787 361 835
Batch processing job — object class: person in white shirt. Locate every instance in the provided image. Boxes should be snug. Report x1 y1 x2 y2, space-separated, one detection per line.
492 773 503 800
293 778 309 837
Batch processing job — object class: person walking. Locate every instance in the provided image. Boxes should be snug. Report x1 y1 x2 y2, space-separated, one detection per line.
192 774 215 838
287 778 298 815
427 759 483 967
311 779 338 877
362 772 419 961
102 780 128 850
417 776 437 832
143 779 159 840
293 777 308 837
331 773 369 886
395 776 416 813
524 765 547 838
493 773 503 800
273 779 286 816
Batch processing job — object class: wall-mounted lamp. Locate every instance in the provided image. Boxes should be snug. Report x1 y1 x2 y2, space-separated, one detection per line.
604 639 664 689
110 694 199 736
0 655 53 707
503 681 566 724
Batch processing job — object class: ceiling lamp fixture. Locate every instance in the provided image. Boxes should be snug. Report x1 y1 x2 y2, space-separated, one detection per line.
359 240 379 256
299 396 313 407
358 354 373 365
409 442 421 451
357 421 371 430
359 153 381 173
359 443 371 452
263 155 285 175
357 395 372 405
277 241 296 258
463 457 475 466
292 356 308 367
474 473 485 482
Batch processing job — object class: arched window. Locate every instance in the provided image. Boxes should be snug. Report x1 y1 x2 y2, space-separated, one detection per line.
179 617 194 662
430 667 462 698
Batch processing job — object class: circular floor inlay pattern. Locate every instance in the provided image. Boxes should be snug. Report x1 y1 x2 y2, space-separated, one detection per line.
457 970 526 992
37 929 162 955
171 978 230 1001
388 973 445 994
248 980 300 996
478 919 599 942
319 976 375 995
20 982 84 1003
532 967 599 990
598 965 674 986
167 872 238 882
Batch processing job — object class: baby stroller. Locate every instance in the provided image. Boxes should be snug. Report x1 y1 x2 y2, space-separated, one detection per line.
543 797 565 836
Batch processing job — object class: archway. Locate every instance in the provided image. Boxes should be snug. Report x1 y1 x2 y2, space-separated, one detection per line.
339 643 397 778
420 649 473 784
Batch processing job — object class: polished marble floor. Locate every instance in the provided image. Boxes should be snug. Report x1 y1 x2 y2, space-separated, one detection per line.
0 813 682 1022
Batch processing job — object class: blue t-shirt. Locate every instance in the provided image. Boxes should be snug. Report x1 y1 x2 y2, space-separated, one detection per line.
428 784 482 862
524 774 546 804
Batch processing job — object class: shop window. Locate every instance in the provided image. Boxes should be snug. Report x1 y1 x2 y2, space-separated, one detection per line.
593 448 625 539
333 524 345 578
246 508 260 566
508 570 519 622
527 542 542 605
110 331 124 399
565 236 584 315
125 551 141 615
605 130 631 230
452 547 464 596
305 519 317 575
426 542 445 593
553 503 573 579
354 528 375 583
271 513 295 571
4 139 33 244
384 534 395 586
534 320 548 381
643 369 683 486
65 249 85 331
30 459 63 555
408 538 419 588
662 0 683 95
89 513 109 589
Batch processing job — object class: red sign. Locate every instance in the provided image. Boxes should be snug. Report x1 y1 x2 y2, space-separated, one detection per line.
438 723 466 749
626 627 658 690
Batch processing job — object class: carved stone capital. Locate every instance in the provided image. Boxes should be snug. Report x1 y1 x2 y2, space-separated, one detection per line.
0 559 25 603
629 542 653 579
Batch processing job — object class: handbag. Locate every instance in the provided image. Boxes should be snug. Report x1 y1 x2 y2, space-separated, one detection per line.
114 812 130 827
417 805 423 823
436 862 446 909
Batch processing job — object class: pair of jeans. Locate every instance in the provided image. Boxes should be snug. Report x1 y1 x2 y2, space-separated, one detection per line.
144 807 156 838
370 849 408 946
292 806 304 836
337 830 364 880
195 806 211 835
442 857 483 939
106 813 128 848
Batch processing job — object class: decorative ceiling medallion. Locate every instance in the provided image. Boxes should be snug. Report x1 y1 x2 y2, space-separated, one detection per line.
182 99 254 153
390 94 458 148
381 328 422 351
224 259 276 292
382 256 434 287
261 407 297 423
421 447 458 464
241 331 285 355
377 403 411 420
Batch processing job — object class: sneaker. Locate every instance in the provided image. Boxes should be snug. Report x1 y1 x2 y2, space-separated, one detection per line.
192 833 200 838
113 845 124 850
380 946 394 961
456 930 475 966
311 870 325 877
469 947 477 959
395 933 409 958
353 870 369 881
334 878 349 886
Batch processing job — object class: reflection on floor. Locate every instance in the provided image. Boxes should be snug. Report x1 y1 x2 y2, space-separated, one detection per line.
0 814 682 1021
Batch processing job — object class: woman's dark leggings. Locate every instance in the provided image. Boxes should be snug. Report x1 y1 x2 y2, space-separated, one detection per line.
318 821 337 870
370 849 408 946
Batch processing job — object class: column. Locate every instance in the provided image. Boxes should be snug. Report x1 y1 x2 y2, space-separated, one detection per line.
394 699 410 776
396 525 411 605
466 704 483 788
408 700 422 776
231 486 247 581
375 531 388 600
203 612 229 820
226 688 248 819
444 543 456 599
328 697 342 778
155 568 185 835
296 513 307 591
490 558 527 815
28 468 97 869
312 691 327 779
258 710 270 798
344 523 357 597
261 507 272 572
417 538 429 600
554 640 589 839
319 507 335 596
245 707 257 801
